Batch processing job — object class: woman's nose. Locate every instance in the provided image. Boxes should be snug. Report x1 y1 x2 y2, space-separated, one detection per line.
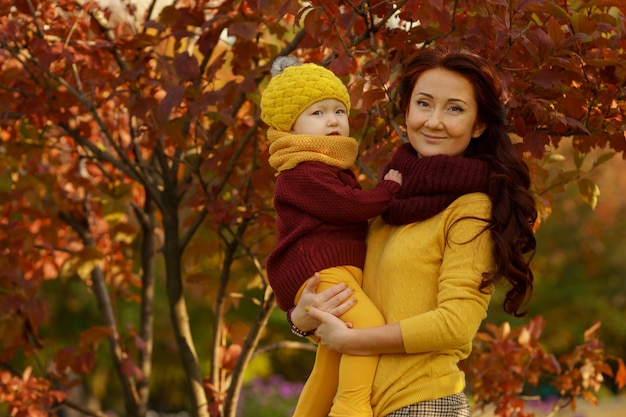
425 111 443 128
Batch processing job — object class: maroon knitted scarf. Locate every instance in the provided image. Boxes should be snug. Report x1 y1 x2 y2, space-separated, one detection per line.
381 143 490 225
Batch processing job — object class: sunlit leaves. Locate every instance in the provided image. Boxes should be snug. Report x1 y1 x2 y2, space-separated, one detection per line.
468 317 560 417
577 178 600 209
466 317 626 416
531 142 616 221
553 321 614 407
109 221 139 244
60 247 104 281
593 151 617 168
0 367 68 417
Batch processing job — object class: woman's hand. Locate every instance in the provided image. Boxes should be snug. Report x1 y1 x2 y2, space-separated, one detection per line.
291 272 357 333
309 305 406 356
306 306 356 354
294 273 406 356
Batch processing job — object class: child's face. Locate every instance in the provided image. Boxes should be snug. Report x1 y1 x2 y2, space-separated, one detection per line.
291 98 350 137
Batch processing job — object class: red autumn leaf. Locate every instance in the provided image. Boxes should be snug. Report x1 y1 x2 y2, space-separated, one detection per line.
73 351 96 374
155 86 186 122
328 54 354 77
79 326 113 349
174 52 200 81
121 355 144 380
615 358 626 389
219 344 242 371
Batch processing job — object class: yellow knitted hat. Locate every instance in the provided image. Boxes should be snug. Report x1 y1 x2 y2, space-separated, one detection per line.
260 57 351 132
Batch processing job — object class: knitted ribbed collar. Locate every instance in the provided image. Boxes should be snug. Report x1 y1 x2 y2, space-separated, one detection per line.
267 128 358 173
381 143 489 225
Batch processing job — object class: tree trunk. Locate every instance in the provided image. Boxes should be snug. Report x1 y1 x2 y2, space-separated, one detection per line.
223 290 276 417
134 196 157 416
162 218 209 417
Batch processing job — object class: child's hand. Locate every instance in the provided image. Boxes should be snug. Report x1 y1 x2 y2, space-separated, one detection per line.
384 169 402 186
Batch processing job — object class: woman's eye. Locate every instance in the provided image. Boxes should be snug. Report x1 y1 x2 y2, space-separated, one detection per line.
416 100 429 108
449 105 464 113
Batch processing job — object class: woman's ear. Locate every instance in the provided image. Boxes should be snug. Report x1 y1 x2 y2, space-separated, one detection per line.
472 122 486 138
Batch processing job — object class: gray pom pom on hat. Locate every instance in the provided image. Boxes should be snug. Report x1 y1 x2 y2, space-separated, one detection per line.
270 56 303 76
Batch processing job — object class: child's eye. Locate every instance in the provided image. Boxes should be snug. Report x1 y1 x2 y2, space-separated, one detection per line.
336 109 346 115
312 110 323 115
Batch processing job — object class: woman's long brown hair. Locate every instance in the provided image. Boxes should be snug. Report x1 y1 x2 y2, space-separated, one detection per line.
399 48 538 317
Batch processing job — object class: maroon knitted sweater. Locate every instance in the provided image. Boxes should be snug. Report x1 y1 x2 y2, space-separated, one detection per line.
268 161 401 311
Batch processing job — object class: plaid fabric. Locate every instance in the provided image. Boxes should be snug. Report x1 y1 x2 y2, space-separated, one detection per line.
385 392 471 417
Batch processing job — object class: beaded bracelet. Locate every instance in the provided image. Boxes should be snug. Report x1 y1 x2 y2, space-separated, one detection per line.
287 306 315 337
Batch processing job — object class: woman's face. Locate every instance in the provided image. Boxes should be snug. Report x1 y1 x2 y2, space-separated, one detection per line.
405 68 485 158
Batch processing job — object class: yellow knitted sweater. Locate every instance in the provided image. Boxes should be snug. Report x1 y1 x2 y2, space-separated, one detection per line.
362 192 495 417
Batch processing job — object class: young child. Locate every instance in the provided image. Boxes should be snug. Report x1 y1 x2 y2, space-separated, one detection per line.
260 56 402 417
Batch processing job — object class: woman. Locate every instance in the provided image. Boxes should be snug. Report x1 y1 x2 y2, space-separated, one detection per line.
288 48 537 417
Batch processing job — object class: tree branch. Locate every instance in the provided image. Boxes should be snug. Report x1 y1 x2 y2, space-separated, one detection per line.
58 210 139 414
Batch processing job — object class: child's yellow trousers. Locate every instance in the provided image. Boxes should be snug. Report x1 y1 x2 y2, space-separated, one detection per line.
291 265 385 417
